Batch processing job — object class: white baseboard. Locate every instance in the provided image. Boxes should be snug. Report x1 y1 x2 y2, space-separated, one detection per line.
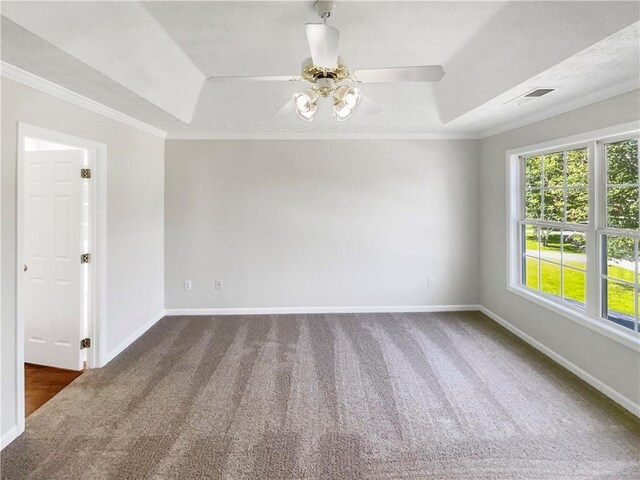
2 304 636 454
479 306 640 418
1 426 18 451
165 304 638 416
102 310 165 366
164 304 482 316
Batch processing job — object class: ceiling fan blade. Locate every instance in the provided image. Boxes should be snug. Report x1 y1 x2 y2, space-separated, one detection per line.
272 99 295 118
305 23 340 68
207 75 302 82
359 95 383 116
354 66 445 83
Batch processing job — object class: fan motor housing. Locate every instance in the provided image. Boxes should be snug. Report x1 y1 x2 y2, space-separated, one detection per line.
314 1 337 19
301 57 350 84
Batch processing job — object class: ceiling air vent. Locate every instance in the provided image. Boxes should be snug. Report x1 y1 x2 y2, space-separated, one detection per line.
506 88 556 105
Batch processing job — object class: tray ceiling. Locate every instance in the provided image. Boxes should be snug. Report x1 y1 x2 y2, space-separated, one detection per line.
2 1 638 138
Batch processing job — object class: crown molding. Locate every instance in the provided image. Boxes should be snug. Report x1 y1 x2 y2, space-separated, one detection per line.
1 62 167 139
5 60 633 143
478 78 640 139
165 131 480 140
1 62 478 141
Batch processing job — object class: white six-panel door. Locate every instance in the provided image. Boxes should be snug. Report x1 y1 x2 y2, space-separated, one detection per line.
24 149 85 371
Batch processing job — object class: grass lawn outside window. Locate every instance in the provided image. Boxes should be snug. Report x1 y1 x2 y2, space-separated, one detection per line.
515 133 640 335
524 229 634 317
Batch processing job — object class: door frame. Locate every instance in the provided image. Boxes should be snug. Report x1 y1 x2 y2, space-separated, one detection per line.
15 123 108 434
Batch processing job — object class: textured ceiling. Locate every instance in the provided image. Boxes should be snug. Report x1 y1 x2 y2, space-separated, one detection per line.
448 22 640 136
1 1 639 138
142 1 504 76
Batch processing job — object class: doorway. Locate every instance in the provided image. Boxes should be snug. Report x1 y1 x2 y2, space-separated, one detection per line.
16 124 107 429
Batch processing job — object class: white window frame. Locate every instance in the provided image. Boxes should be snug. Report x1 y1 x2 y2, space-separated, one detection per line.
507 121 640 351
598 134 640 331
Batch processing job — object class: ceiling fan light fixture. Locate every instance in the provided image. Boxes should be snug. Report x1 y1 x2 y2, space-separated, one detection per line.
335 85 361 109
333 86 361 121
293 89 319 121
206 4 445 124
333 104 354 121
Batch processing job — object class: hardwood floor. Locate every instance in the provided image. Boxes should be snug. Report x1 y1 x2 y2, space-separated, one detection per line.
25 363 83 416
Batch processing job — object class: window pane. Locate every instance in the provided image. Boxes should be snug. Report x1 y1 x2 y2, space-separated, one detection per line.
566 148 588 187
563 231 586 270
543 189 564 222
525 190 541 219
563 268 585 308
525 155 542 188
606 235 635 282
524 257 539 290
607 139 638 185
566 189 588 224
607 187 639 230
540 228 562 263
524 225 540 257
541 260 561 297
605 280 635 330
544 152 564 187
637 247 640 286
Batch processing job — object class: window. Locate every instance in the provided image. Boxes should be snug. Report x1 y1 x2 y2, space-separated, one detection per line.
509 127 640 341
521 148 589 309
601 139 639 330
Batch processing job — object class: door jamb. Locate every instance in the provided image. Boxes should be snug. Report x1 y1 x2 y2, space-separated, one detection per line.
15 123 107 435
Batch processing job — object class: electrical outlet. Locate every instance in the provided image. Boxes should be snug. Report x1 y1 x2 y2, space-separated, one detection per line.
184 280 192 291
428 276 435 287
215 280 223 291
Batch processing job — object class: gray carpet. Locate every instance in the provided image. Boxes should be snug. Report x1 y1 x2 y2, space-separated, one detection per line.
2 312 639 479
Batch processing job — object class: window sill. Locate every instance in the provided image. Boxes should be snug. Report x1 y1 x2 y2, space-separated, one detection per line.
507 284 640 352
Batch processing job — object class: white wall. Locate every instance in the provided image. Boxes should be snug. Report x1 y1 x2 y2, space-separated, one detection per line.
479 89 640 407
1 79 165 443
3 77 637 450
165 140 480 311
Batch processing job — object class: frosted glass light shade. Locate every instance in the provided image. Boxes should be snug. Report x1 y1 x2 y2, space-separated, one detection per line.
333 86 361 121
293 89 319 122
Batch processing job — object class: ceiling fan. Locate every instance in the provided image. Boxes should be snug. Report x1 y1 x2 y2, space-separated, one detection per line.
206 1 445 122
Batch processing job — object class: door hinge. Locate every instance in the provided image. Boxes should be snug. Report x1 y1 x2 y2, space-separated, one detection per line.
80 253 91 264
80 168 92 179
80 338 91 349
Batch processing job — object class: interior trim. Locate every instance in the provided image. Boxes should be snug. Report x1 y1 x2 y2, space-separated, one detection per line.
102 310 166 366
3 303 636 451
479 306 640 418
3 60 636 142
164 305 482 315
1 426 18 451
479 78 640 139
507 285 640 352
164 304 640 417
165 132 480 140
1 62 167 139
